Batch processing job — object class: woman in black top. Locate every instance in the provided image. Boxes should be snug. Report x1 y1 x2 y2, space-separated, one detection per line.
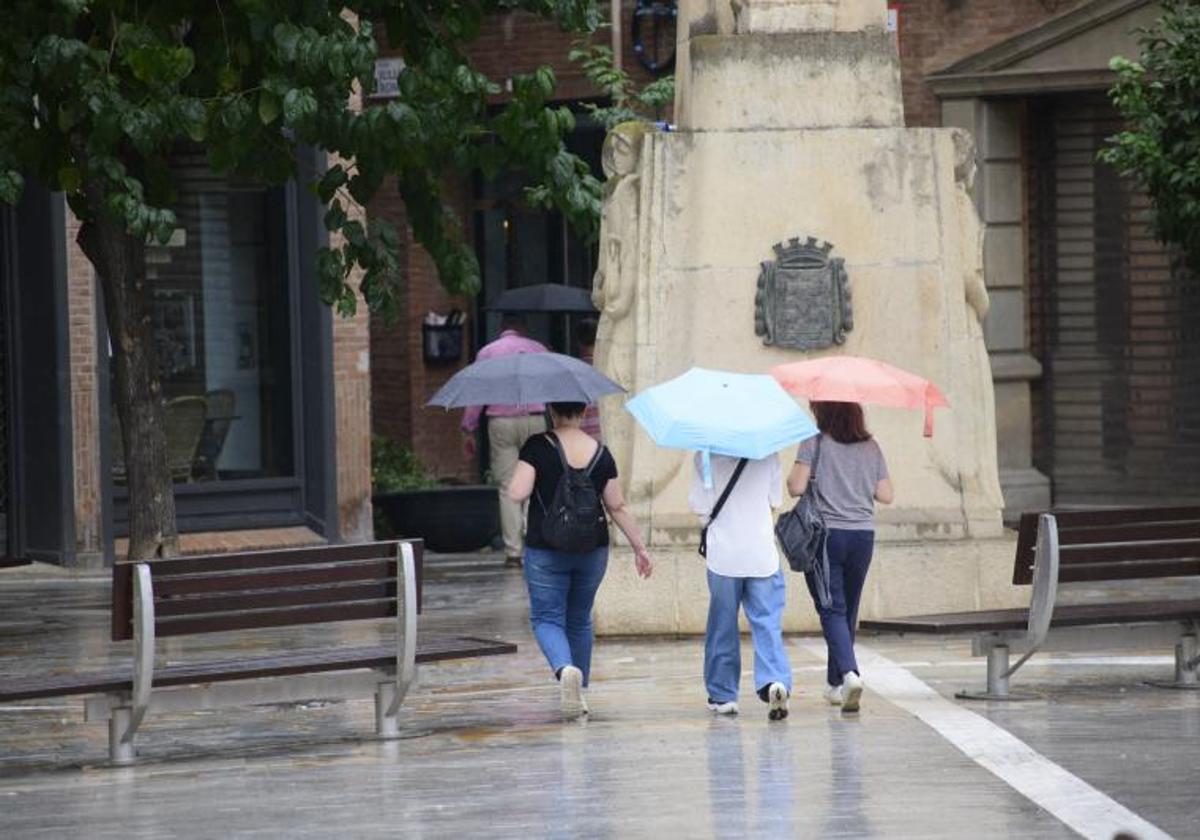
509 401 653 720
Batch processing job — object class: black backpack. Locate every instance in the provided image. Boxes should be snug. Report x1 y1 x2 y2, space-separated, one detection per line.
538 434 606 553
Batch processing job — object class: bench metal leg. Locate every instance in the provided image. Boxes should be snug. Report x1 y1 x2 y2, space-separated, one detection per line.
375 682 401 739
1147 632 1200 691
109 706 136 765
956 645 1039 702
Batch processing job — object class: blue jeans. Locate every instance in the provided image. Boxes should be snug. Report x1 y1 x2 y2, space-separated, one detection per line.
523 545 609 686
705 569 792 703
806 528 874 687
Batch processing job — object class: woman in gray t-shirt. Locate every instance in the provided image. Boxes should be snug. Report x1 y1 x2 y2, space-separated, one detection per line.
788 401 893 713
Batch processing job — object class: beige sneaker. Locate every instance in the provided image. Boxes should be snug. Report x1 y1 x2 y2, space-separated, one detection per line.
823 684 844 706
841 672 863 713
767 683 789 721
560 666 584 720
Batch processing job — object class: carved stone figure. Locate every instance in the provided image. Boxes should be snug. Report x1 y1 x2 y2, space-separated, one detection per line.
754 236 853 350
593 122 651 491
952 130 991 324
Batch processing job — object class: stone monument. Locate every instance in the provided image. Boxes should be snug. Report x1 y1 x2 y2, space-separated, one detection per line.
592 0 1020 634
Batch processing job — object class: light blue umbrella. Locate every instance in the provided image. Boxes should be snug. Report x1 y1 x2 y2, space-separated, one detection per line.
625 367 819 487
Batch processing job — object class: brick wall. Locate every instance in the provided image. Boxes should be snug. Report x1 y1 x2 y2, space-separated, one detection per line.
896 0 1086 126
459 2 659 100
65 209 103 565
369 177 477 483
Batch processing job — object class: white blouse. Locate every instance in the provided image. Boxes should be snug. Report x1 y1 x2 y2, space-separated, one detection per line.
688 452 783 578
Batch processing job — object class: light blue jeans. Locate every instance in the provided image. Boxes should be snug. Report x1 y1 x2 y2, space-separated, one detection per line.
705 569 792 703
523 545 609 686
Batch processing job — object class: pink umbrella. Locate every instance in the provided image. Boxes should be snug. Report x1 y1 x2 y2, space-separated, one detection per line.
770 356 949 437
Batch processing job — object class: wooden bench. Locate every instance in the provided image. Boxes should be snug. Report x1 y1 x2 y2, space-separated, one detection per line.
0 540 516 764
861 508 1200 700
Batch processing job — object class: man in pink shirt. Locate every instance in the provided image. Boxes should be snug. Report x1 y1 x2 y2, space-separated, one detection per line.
462 314 549 567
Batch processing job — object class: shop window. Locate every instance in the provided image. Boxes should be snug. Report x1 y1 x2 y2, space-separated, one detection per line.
111 151 295 485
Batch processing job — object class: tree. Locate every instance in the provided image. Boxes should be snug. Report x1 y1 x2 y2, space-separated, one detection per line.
1101 0 1200 274
568 41 673 130
0 1 603 560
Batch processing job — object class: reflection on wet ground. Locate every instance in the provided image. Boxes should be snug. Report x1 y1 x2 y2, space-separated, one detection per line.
1 555 1197 838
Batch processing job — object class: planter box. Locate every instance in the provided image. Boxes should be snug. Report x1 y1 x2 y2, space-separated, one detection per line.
373 485 500 553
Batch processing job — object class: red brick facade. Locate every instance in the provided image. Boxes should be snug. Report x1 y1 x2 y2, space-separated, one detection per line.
369 177 477 483
895 0 1084 126
65 210 103 565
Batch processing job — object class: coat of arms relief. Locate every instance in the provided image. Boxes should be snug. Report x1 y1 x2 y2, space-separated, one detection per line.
754 236 853 351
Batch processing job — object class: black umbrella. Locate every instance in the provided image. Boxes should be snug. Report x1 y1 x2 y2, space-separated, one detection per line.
486 283 597 313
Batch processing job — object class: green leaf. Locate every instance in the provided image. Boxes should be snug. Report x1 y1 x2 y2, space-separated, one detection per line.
282 88 317 127
177 99 208 142
324 201 348 231
56 166 82 193
316 165 348 203
0 171 24 205
258 90 281 125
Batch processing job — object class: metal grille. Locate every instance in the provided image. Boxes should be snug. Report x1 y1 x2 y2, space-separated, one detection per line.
1029 95 1200 505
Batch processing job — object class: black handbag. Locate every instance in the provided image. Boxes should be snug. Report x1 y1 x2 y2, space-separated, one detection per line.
775 437 832 607
698 458 748 558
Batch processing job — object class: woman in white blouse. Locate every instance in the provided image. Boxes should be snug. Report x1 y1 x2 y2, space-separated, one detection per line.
688 452 792 720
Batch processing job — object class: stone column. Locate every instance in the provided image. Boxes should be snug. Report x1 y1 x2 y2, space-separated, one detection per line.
941 98 1051 520
592 0 1021 635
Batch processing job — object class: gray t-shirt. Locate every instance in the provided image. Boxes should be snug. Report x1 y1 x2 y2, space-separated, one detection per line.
796 434 889 530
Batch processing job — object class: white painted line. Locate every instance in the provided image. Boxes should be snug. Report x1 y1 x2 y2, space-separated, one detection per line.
799 641 1174 840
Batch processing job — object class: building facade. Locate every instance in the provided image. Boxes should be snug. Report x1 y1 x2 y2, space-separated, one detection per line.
370 0 1192 516
1 149 373 568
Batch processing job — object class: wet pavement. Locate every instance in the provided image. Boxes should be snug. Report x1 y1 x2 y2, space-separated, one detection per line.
1 556 1197 838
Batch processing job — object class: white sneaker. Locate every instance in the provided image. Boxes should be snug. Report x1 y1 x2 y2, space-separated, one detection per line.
841 672 863 713
823 684 844 706
560 666 584 720
767 683 789 721
707 699 739 715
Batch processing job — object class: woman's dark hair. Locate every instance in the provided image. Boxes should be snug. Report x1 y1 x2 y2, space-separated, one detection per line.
812 401 872 444
549 401 587 420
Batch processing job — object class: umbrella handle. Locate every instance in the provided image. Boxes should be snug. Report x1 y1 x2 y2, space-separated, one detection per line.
923 406 934 438
701 449 713 489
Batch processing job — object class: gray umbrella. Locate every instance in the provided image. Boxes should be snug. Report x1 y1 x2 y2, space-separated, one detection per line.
427 352 624 408
486 283 597 313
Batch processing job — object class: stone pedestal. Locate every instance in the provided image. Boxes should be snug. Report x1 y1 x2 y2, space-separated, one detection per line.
593 0 1019 633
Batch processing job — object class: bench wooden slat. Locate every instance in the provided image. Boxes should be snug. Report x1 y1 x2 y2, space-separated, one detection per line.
1058 540 1200 564
156 601 396 637
1055 521 1200 546
1057 558 1200 583
112 541 425 641
1014 508 1200 584
152 561 395 598
130 542 402 576
1048 506 1200 528
861 597 1200 634
0 636 517 703
155 582 396 618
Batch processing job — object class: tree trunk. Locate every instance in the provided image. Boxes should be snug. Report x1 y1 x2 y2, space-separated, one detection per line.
78 181 179 561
